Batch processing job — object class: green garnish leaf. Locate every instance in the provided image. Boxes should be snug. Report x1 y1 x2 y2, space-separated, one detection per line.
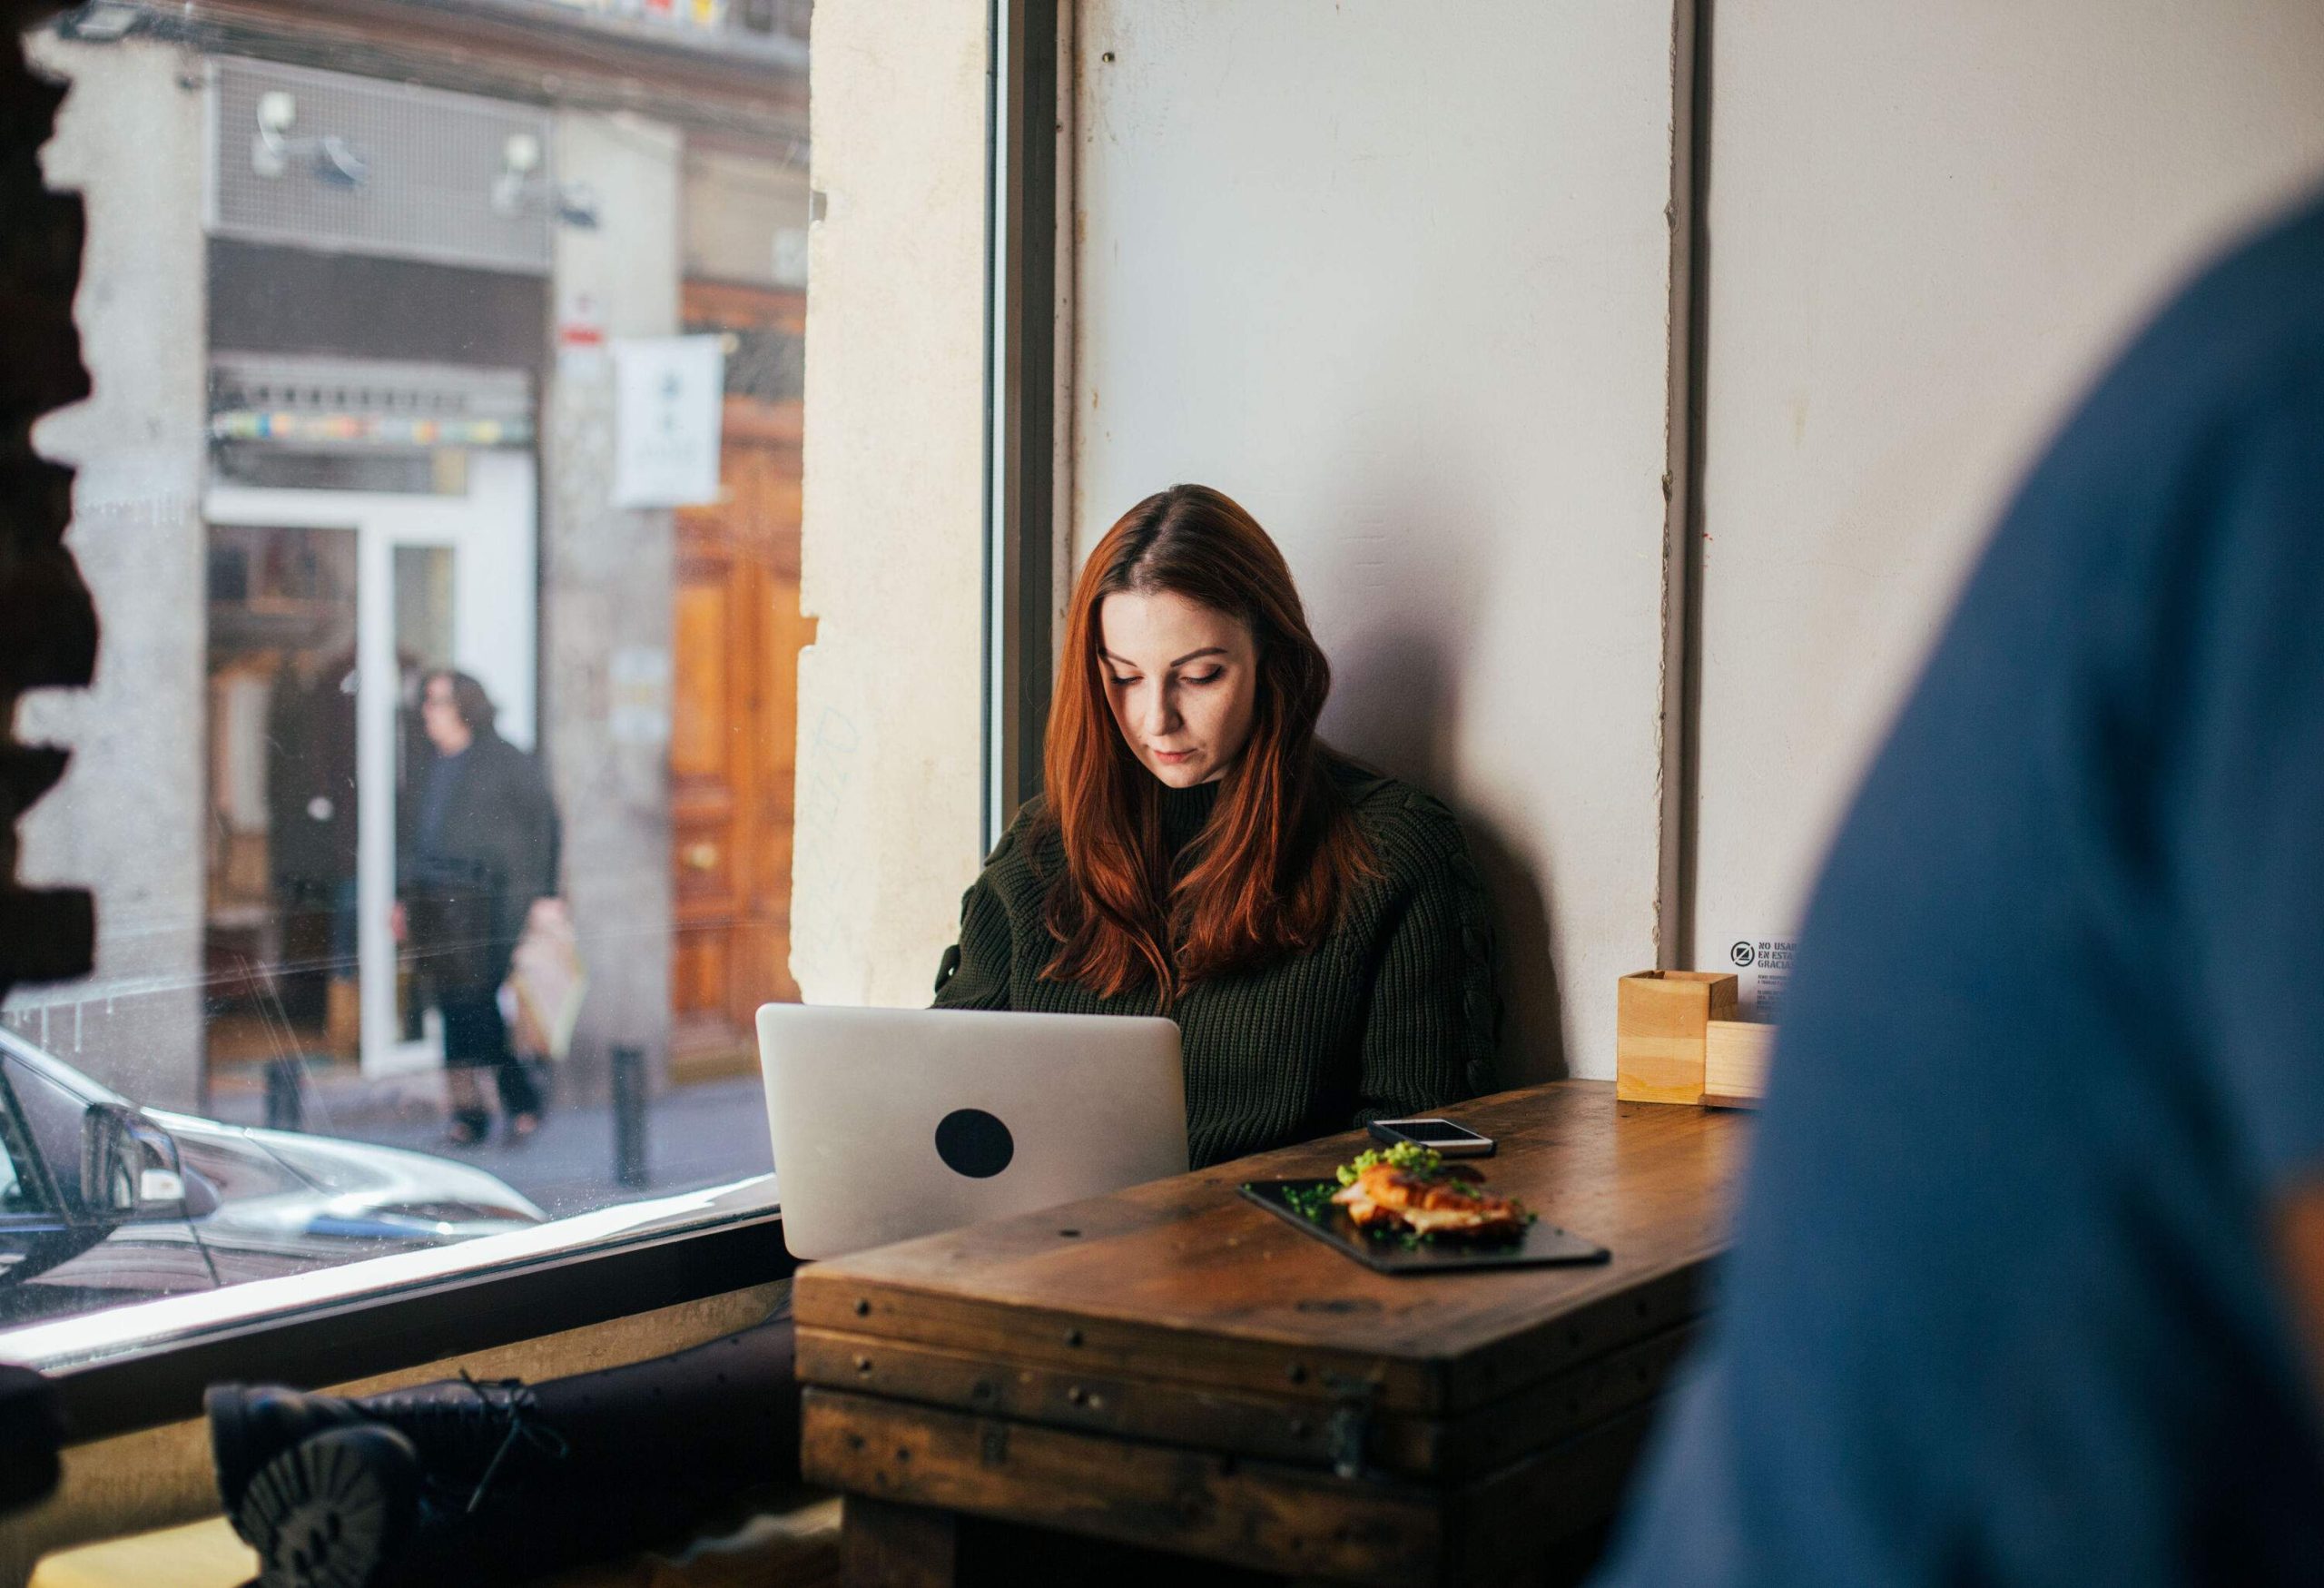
1336 1140 1446 1185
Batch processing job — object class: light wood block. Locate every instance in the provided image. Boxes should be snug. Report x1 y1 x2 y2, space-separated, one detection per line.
1702 1020 1777 1109
1615 971 1738 1105
31 1502 844 1588
30 1518 253 1588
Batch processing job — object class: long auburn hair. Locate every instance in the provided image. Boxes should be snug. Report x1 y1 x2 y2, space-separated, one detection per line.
1040 484 1375 1005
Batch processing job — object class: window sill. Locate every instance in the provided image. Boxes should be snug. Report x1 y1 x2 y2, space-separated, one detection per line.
3 1175 792 1445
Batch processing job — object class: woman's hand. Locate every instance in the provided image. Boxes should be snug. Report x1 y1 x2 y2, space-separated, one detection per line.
390 902 407 943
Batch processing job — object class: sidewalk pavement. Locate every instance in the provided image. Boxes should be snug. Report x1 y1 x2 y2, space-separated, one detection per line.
206 1071 775 1219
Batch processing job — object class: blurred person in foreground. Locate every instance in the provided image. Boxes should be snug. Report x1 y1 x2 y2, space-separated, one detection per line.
1594 192 2324 1585
395 669 560 1144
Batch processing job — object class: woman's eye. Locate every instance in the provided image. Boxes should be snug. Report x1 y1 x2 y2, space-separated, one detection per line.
1107 675 1139 687
1184 669 1226 686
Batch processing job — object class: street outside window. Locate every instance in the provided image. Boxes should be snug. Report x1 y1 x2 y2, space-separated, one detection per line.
3 0 845 1339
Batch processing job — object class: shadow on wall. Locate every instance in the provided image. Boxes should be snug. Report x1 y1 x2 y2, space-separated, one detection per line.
1328 627 1569 1088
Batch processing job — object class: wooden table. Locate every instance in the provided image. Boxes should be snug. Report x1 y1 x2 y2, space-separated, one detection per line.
794 1081 1745 1587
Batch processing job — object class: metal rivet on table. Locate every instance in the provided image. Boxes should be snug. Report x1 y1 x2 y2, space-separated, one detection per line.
854 1356 872 1375
1286 1363 1308 1384
854 1298 871 1317
1066 1327 1085 1346
1067 1386 1088 1406
1291 1418 1311 1438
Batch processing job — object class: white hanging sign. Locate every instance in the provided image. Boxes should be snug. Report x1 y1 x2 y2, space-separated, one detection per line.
611 335 724 508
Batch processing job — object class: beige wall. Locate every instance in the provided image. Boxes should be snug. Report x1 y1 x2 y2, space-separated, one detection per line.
542 108 684 1080
15 35 209 1109
1690 0 2324 1004
790 0 991 1006
1069 1 1692 1081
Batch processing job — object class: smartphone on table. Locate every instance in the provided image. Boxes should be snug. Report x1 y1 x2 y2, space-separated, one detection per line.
1366 1117 1496 1158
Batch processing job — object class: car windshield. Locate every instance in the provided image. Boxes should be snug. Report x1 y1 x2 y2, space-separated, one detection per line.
2 1031 123 1110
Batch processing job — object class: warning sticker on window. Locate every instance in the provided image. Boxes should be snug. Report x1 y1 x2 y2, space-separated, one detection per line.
1723 937 1797 1020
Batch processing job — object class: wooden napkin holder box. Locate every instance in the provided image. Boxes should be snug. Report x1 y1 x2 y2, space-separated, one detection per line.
1703 1019 1777 1108
1616 970 1738 1105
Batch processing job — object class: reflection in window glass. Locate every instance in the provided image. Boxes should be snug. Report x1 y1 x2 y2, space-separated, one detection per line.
5 1055 94 1220
0 1126 26 1213
7 0 822 1335
0 1070 52 1215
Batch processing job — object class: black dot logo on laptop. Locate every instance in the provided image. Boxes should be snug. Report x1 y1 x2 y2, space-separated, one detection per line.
934 1108 1015 1179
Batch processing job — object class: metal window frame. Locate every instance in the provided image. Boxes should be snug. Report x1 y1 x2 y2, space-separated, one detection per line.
34 6 1053 1449
1657 0 1709 972
982 0 1060 850
48 1211 792 1441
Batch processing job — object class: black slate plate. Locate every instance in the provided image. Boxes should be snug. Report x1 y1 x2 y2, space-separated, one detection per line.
1238 1179 1611 1275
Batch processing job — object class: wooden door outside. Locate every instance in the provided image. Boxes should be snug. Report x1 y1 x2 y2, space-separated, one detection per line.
670 281 811 1080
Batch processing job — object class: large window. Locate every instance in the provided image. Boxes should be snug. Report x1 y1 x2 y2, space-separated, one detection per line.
3 0 837 1351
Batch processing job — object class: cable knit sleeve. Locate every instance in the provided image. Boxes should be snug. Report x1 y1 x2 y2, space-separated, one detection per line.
1350 790 1501 1124
931 817 1029 1011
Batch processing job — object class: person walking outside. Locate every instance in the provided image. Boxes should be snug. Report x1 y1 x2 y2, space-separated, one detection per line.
394 670 560 1144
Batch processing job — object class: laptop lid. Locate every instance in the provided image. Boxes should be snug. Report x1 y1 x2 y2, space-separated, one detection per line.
757 1004 1187 1259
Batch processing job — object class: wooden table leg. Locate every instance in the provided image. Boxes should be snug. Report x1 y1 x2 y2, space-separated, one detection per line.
840 1495 959 1588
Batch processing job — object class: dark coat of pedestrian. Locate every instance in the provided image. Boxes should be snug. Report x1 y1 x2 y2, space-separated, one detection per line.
400 670 560 1142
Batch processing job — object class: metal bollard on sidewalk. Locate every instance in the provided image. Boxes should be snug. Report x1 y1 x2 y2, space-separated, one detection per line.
265 1057 306 1132
611 1043 649 1189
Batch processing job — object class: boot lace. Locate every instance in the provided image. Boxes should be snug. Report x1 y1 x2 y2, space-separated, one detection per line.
438 1372 572 1514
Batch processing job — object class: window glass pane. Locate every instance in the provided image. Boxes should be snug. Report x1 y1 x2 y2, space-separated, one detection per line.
0 1137 27 1215
4 1057 94 1221
6 0 839 1340
0 1080 49 1216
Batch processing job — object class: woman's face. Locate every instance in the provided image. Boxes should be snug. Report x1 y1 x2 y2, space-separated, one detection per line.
420 676 473 755
1098 589 1259 788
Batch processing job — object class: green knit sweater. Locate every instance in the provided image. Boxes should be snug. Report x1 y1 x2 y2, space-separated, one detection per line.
931 761 1500 1169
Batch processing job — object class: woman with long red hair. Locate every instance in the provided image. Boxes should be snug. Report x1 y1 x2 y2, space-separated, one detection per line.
936 483 1499 1167
202 486 1502 1584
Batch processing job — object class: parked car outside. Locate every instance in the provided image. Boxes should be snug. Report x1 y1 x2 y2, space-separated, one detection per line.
0 1027 545 1330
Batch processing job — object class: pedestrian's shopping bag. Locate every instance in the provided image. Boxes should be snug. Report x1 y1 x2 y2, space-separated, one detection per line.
505 898 586 1061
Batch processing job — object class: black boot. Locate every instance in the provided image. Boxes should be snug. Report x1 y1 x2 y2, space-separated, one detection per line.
211 1383 368 1524
211 1377 566 1523
209 1317 800 1587
209 1376 572 1588
233 1424 421 1588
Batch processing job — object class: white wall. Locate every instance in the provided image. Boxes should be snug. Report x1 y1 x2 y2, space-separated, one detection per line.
1071 1 1689 1080
794 2 2324 1070
792 0 991 1007
1691 1 2324 1004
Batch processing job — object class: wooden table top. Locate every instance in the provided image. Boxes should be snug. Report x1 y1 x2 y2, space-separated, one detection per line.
795 1081 1746 1417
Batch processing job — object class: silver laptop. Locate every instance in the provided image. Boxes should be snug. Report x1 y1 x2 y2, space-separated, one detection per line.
756 1004 1187 1259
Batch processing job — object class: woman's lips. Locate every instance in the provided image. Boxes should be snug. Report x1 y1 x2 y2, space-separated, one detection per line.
1151 748 1197 764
